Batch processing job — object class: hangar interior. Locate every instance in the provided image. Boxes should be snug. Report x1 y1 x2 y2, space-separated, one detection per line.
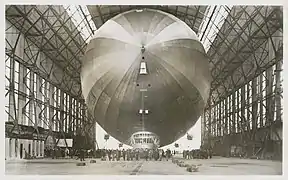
5 5 283 161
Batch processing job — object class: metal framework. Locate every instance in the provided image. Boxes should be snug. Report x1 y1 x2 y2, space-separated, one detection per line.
5 5 96 158
201 6 283 160
5 5 283 160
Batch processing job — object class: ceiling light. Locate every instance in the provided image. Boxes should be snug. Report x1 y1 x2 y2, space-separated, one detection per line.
136 9 143 12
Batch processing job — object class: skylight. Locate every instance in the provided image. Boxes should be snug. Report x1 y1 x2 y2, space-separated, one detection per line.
198 5 232 52
63 5 97 43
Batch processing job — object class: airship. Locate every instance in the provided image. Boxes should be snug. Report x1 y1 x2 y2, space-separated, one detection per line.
81 8 211 148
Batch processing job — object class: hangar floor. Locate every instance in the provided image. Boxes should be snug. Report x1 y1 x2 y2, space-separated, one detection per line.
5 155 281 175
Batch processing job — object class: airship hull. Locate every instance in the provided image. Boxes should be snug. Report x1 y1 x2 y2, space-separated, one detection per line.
81 9 211 146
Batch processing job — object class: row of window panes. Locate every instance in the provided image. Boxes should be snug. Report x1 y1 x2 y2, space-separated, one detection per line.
210 68 281 136
6 61 92 126
6 59 81 126
134 133 153 138
134 138 154 144
5 59 85 132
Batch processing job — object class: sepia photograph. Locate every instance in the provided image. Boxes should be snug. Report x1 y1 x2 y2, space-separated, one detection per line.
4 4 283 175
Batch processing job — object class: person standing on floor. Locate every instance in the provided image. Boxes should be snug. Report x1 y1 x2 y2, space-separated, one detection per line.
127 150 131 161
162 150 165 161
79 148 85 161
122 149 126 161
209 149 212 159
145 149 149 161
159 149 162 161
108 150 112 161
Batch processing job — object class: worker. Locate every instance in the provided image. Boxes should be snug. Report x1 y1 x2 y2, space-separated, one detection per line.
122 149 126 161
80 148 85 161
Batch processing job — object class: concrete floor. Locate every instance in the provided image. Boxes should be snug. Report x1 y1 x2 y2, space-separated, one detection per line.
173 156 282 175
5 156 282 175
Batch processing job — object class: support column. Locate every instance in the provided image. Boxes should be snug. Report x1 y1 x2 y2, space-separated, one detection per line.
65 94 68 133
75 102 79 132
72 99 75 133
64 95 67 133
246 84 251 130
55 89 60 132
201 111 206 146
81 105 86 131
60 91 64 132
68 95 73 133
28 72 34 126
218 102 222 137
241 86 246 132
252 78 258 130
18 64 26 125
214 105 217 137
8 58 15 121
63 94 67 133
266 66 274 125
49 84 55 131
36 76 42 128
224 98 228 135
24 69 30 126
202 107 211 148
236 91 239 133
232 92 236 134
259 74 264 127
208 107 211 143
274 61 282 122
213 106 216 137
43 81 48 129
8 58 15 122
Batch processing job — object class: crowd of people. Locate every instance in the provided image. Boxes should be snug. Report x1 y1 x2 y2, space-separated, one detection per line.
43 147 175 161
98 148 175 161
43 146 213 161
44 147 70 159
44 147 96 160
182 149 212 159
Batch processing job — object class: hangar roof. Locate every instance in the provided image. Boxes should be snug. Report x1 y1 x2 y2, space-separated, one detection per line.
5 5 283 106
